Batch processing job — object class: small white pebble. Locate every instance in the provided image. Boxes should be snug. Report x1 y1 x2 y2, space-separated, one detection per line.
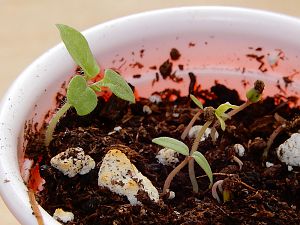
172 113 179 118
143 105 152 115
188 125 219 141
156 148 179 167
291 205 297 210
266 162 274 168
277 133 300 167
288 165 293 171
233 144 245 157
50 147 95 178
168 191 175 199
174 210 180 215
149 95 162 104
98 149 159 205
53 208 74 223
114 126 122 132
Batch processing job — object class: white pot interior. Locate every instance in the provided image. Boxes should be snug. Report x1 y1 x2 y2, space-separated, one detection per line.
1 6 300 225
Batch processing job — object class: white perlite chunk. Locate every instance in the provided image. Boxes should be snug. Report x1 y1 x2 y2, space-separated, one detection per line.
143 105 152 115
114 126 122 132
277 133 300 167
149 94 162 104
156 148 179 167
234 144 245 157
188 125 219 141
50 147 95 178
266 162 274 168
53 208 74 223
168 191 175 200
98 149 159 205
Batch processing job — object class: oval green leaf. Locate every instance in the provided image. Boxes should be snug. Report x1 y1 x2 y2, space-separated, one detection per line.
67 75 98 116
56 24 100 79
190 94 203 109
98 69 135 103
152 137 189 156
192 151 213 187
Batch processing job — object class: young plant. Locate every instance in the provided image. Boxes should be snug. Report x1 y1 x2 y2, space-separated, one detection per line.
210 80 265 142
188 103 238 192
45 24 135 146
152 137 213 195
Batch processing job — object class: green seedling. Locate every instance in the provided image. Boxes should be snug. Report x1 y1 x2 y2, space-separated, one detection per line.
152 137 213 195
45 24 135 146
214 102 239 130
210 80 265 142
187 103 238 192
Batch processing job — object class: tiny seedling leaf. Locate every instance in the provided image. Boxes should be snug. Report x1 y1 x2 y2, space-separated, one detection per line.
215 102 238 131
152 137 189 156
56 24 100 79
67 75 98 116
192 151 213 187
98 69 135 103
215 102 239 117
190 94 203 109
215 114 226 131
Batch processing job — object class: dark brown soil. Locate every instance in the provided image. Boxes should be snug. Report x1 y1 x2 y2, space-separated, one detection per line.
25 76 300 224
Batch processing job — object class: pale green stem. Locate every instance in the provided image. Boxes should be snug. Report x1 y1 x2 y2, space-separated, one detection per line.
191 120 212 154
45 102 72 146
163 157 190 195
227 100 252 118
188 158 198 192
189 120 212 193
181 110 202 140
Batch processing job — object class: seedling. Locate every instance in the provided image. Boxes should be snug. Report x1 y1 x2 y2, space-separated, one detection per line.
153 101 238 193
45 24 135 146
188 103 238 192
210 80 265 142
152 137 213 195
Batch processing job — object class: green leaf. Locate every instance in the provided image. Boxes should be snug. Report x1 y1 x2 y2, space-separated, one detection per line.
192 151 213 187
215 114 226 131
98 69 135 103
215 102 239 117
152 137 189 156
67 75 98 116
56 24 100 79
190 94 203 109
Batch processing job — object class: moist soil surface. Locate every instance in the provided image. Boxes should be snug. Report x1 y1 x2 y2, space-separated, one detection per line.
26 80 300 225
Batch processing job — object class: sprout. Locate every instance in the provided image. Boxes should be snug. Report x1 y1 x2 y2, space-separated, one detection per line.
246 80 265 103
45 24 135 146
152 137 213 194
214 102 239 131
211 179 231 203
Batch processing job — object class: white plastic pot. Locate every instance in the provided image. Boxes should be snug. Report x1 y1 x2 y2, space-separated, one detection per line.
1 6 300 225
